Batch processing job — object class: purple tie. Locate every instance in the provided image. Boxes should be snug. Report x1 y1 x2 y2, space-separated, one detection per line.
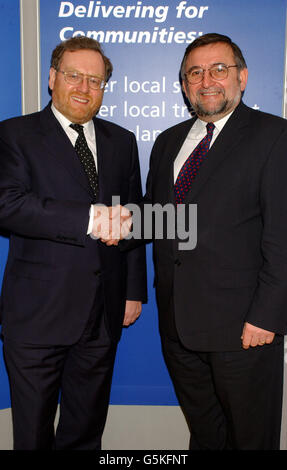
174 122 215 204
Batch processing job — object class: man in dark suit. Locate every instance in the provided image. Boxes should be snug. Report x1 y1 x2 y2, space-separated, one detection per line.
0 36 147 450
142 33 287 449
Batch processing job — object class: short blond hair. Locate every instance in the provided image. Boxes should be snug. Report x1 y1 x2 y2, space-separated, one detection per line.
50 36 113 82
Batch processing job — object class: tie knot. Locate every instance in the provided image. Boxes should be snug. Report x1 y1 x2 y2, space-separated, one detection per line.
70 123 84 135
206 122 215 134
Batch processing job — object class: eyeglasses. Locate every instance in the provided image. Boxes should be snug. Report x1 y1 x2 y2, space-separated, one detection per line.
185 64 238 84
57 70 106 90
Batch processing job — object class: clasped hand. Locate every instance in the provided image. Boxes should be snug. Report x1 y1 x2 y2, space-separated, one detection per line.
91 204 132 246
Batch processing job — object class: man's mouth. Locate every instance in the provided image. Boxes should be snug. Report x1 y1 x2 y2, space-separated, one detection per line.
71 96 89 104
199 90 222 97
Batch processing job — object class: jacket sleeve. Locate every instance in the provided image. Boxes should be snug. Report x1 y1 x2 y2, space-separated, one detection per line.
124 133 147 303
246 127 287 334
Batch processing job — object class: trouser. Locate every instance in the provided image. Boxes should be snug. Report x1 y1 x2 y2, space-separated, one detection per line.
161 334 284 450
3 286 118 450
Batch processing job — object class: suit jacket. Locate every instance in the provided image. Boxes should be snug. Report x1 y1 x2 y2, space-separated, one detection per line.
0 103 147 345
145 101 287 351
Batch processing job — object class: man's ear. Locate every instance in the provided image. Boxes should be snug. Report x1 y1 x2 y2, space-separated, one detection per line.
48 67 56 91
239 67 248 92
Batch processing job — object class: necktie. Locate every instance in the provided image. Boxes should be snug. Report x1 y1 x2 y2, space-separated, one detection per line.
70 123 99 199
174 122 215 204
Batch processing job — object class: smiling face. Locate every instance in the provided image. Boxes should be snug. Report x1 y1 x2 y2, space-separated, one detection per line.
49 49 105 124
182 42 248 122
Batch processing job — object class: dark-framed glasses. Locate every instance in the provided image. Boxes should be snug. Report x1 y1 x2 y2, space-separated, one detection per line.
185 64 238 84
57 70 106 90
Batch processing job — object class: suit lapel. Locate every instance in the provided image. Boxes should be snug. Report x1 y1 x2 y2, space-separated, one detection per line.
39 104 94 198
93 118 115 202
182 102 251 203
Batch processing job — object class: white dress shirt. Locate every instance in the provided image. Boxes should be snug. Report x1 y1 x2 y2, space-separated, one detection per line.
51 103 98 170
174 111 234 183
51 104 96 233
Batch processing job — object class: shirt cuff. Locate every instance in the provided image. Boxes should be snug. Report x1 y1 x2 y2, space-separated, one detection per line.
87 205 94 234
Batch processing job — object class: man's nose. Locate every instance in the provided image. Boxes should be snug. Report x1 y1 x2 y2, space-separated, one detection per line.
77 76 90 93
201 69 216 88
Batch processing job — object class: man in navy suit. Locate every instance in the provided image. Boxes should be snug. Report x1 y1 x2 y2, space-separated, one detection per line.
140 33 287 449
0 36 147 450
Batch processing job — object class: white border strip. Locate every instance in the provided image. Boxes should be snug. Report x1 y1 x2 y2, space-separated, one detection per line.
19 0 41 115
36 0 41 111
282 5 287 118
19 0 25 116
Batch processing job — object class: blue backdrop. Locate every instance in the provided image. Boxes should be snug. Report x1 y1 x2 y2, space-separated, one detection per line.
0 0 286 409
0 0 21 409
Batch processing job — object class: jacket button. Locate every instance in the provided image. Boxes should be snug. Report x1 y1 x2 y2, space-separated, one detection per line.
174 259 181 266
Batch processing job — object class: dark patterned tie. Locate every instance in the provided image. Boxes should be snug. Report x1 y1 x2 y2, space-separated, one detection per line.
174 122 215 204
70 123 99 199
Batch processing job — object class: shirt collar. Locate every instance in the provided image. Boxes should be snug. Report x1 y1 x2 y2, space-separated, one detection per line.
51 103 95 138
196 109 235 133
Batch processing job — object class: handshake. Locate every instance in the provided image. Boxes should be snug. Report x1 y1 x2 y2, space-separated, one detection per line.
91 204 132 246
